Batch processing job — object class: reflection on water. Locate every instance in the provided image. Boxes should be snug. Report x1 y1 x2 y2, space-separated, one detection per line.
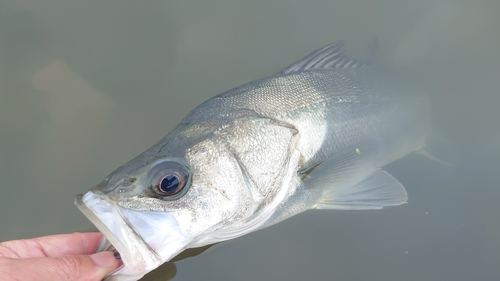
32 59 115 176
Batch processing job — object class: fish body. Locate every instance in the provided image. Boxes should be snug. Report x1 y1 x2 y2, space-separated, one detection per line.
75 41 430 281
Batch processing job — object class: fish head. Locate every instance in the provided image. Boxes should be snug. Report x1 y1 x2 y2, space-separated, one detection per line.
75 115 299 281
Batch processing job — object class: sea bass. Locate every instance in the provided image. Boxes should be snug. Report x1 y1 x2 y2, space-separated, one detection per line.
75 41 430 281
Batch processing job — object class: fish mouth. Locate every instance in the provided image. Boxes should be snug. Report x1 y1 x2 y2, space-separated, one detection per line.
75 192 162 281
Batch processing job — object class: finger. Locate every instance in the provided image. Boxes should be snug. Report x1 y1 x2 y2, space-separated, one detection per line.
0 251 121 281
32 232 103 256
0 232 103 258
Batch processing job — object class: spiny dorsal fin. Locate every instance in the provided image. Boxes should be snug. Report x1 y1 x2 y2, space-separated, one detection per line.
278 40 369 74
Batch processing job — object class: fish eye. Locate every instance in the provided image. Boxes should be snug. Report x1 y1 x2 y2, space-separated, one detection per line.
155 174 181 196
148 160 191 200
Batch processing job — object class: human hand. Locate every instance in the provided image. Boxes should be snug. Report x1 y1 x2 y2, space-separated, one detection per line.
0 232 121 281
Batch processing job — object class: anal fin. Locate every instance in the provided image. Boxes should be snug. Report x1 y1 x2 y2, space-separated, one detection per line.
417 128 462 167
416 148 456 167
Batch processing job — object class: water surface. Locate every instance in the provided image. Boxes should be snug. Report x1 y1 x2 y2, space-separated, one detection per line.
1 1 499 280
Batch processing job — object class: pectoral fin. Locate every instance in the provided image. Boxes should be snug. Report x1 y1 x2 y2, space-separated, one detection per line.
314 170 407 210
301 138 407 210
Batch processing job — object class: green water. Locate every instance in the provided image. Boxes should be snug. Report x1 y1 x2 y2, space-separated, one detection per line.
1 1 500 280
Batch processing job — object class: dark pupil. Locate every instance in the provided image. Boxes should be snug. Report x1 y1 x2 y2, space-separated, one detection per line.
160 175 180 193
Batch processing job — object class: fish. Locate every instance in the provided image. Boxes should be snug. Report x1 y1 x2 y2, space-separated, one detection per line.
75 40 431 281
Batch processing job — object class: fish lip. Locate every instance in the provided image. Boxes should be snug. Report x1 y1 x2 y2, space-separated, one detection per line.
75 192 162 279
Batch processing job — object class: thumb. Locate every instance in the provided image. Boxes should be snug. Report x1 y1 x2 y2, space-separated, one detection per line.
3 251 121 281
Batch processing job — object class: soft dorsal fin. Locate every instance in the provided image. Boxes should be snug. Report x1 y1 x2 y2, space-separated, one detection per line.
278 40 369 74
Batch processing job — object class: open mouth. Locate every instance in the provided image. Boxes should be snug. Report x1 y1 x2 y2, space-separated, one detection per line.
75 191 194 280
94 236 121 259
75 193 162 280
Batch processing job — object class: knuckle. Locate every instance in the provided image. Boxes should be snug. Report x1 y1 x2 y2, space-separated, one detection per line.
54 256 101 281
58 256 82 272
51 256 84 280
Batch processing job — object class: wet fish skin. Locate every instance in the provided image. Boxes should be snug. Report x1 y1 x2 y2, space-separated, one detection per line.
75 41 430 281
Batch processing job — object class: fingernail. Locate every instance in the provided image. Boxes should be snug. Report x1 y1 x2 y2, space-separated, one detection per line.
90 251 117 267
113 250 121 259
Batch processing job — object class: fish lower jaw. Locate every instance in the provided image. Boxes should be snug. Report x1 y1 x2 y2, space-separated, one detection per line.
75 192 197 280
75 192 162 280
